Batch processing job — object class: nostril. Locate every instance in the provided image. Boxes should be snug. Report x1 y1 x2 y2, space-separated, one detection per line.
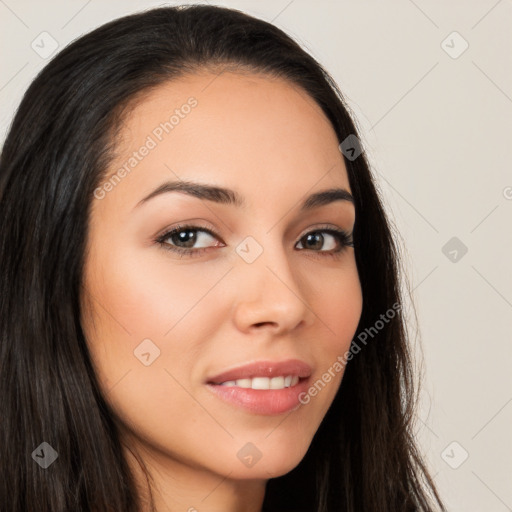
253 321 277 328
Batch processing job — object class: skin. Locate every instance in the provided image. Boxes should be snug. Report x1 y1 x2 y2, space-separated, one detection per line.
81 70 363 512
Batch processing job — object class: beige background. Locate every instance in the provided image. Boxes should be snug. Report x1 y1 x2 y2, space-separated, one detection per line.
1 1 511 510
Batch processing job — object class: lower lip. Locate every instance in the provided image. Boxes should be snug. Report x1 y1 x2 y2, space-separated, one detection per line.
205 378 310 415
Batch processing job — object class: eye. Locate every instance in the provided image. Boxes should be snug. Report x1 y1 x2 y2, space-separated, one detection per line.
155 224 354 259
156 224 223 257
295 227 354 259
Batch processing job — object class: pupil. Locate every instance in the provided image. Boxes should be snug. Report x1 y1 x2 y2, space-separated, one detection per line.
306 232 323 250
173 230 196 248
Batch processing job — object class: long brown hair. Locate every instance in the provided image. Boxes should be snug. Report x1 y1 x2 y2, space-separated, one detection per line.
0 5 445 511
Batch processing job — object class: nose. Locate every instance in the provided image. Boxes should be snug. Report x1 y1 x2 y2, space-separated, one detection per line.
231 237 312 335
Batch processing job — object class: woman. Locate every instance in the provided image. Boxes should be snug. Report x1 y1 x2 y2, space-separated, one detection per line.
0 5 445 511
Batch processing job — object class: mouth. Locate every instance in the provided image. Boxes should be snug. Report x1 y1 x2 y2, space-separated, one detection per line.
204 359 313 415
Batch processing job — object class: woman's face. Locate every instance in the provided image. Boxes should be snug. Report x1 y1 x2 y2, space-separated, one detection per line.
82 70 362 486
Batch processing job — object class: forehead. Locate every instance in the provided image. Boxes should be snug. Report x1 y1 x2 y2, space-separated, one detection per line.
102 70 350 212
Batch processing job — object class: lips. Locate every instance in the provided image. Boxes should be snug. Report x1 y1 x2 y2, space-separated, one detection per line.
206 359 313 385
204 359 314 415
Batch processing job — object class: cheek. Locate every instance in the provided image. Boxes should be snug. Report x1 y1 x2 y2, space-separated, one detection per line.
85 240 229 336
303 259 362 402
81 240 230 386
313 257 363 354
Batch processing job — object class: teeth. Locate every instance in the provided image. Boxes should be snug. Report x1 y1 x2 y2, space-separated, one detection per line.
219 375 300 390
269 376 284 389
252 377 270 389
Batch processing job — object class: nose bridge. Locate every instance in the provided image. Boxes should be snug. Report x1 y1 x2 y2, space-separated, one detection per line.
231 230 310 332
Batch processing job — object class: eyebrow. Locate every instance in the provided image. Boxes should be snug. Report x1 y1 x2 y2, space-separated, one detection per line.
134 180 354 212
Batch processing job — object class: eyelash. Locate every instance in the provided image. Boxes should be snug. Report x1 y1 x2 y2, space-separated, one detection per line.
155 223 354 260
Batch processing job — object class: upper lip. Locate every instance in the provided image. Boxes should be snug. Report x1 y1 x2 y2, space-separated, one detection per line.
206 359 313 384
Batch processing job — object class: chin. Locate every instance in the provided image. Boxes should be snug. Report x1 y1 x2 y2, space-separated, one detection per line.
221 438 311 480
